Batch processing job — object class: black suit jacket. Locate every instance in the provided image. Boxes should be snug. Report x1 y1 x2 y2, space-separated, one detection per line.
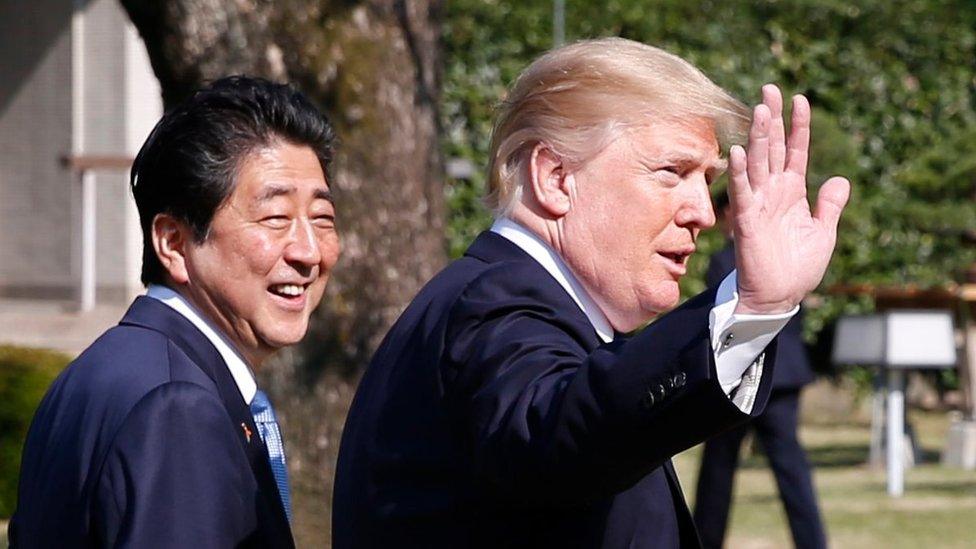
333 231 777 548
9 297 293 548
706 244 814 390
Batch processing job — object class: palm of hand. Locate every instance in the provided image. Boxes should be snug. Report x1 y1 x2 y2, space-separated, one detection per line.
729 85 850 315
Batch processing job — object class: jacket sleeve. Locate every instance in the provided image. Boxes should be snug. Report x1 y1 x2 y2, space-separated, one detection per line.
92 381 261 548
444 268 774 503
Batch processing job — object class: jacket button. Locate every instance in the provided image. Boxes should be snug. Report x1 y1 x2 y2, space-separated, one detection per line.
655 384 667 398
641 390 656 409
674 372 686 387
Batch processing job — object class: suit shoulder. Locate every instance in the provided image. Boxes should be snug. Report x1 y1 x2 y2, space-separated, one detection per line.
418 253 547 299
47 325 171 402
449 258 577 320
393 255 536 323
57 324 213 399
443 258 594 357
33 324 221 455
15 327 235 546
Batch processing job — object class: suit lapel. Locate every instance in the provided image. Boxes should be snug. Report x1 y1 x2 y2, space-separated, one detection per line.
119 297 294 545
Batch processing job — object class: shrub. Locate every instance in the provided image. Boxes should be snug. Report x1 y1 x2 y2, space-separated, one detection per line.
0 345 70 518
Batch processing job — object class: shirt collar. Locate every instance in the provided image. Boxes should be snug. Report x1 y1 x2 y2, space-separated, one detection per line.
146 284 258 404
490 217 614 343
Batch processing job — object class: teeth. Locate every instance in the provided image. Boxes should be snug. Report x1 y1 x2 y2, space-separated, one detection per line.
271 284 305 297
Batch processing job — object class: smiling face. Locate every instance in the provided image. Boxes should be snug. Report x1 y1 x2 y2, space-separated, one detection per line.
180 141 340 365
558 118 724 331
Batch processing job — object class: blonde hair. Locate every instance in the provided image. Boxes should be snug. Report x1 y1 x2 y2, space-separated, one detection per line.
486 37 750 216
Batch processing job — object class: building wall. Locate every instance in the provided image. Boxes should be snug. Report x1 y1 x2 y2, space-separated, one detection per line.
0 0 160 302
84 0 161 302
123 22 163 297
0 0 75 297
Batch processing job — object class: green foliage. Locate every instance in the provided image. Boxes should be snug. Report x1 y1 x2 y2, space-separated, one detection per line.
443 0 976 335
442 0 557 257
0 346 69 518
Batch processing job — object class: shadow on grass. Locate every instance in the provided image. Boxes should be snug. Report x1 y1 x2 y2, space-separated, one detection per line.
736 493 783 505
908 479 976 496
737 443 871 469
739 444 944 470
806 443 870 468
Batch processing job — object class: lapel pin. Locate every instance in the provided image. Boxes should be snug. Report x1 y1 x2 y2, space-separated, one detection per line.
242 422 253 443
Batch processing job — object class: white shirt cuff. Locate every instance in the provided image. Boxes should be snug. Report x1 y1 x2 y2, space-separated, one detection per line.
708 270 798 410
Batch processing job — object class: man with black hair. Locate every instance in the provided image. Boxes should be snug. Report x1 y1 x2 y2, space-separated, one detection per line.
10 76 339 548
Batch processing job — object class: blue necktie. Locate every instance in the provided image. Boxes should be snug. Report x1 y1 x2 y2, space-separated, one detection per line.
250 390 292 522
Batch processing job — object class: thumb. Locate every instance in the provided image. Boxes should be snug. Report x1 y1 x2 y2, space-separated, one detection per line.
813 176 851 232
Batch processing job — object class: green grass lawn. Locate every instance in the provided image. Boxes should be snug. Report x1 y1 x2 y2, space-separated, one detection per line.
674 407 976 548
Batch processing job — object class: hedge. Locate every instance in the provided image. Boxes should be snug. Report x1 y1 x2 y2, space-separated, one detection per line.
0 345 70 518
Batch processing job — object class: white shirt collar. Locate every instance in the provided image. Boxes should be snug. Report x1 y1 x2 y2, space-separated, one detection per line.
490 217 615 343
146 284 258 404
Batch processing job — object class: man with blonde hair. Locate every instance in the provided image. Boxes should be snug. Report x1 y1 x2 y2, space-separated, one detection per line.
334 37 849 548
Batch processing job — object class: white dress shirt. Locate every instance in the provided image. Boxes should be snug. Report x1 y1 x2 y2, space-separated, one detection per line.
146 284 257 405
490 217 797 412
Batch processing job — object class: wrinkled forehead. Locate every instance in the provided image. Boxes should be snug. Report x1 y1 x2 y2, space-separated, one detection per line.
624 116 725 168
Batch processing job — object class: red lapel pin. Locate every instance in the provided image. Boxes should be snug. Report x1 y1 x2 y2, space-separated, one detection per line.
241 422 253 443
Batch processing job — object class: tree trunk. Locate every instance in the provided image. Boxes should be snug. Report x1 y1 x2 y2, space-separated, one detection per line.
119 0 446 543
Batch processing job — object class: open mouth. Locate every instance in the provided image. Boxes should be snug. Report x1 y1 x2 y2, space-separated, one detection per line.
268 283 308 300
659 252 690 266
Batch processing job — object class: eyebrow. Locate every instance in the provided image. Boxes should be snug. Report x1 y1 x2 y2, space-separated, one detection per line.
256 184 334 203
640 152 728 174
313 188 334 202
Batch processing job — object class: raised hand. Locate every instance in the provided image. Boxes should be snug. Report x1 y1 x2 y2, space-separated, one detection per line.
729 84 851 315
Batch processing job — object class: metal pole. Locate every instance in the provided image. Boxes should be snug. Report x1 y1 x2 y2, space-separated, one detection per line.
80 169 96 312
73 0 89 312
962 299 976 419
886 368 905 496
869 371 885 467
553 0 565 47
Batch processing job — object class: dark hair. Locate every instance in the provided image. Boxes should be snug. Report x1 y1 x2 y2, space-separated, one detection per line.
130 75 336 286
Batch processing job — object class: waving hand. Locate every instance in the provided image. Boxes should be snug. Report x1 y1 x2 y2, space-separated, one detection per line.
729 84 851 315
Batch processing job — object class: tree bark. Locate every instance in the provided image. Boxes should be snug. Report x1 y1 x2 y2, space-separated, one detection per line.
119 0 446 543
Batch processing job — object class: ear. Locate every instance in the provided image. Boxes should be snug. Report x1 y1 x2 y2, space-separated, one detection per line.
151 214 193 285
527 143 572 218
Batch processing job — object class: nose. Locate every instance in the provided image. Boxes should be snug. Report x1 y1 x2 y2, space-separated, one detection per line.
674 175 716 230
284 217 322 268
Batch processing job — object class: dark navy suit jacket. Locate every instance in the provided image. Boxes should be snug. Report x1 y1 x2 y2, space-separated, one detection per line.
333 231 777 548
706 245 813 390
9 297 293 548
